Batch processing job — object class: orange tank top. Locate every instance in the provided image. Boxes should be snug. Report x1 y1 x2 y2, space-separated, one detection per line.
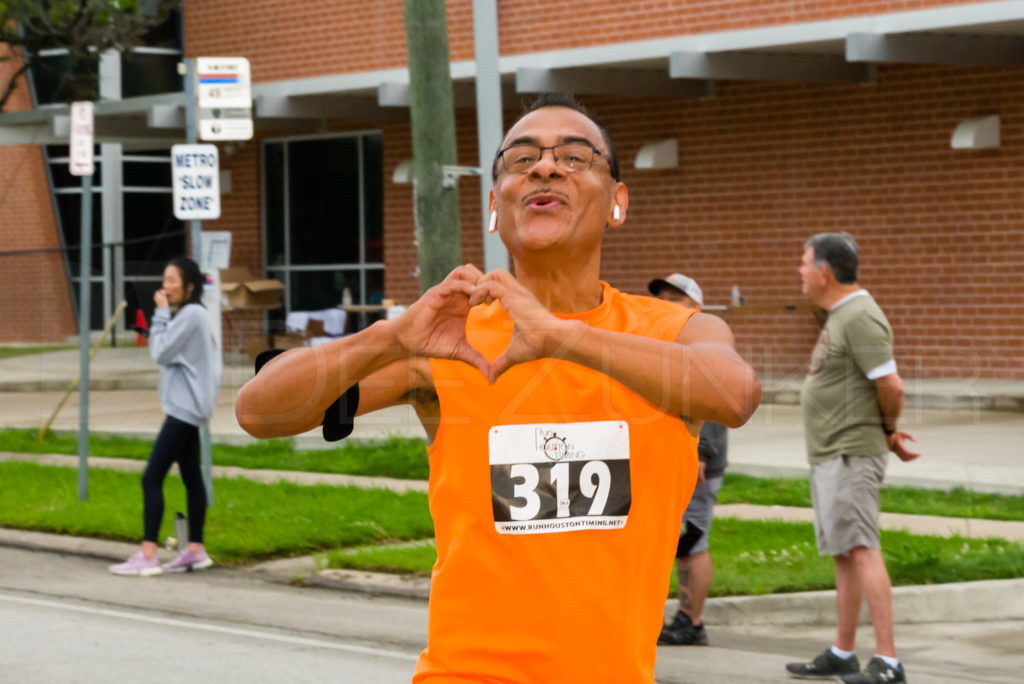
414 283 698 684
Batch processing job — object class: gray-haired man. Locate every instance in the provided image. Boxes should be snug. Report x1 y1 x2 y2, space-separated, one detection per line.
786 233 919 684
649 273 729 647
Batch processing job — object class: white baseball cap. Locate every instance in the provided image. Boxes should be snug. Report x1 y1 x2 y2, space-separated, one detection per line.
647 273 703 306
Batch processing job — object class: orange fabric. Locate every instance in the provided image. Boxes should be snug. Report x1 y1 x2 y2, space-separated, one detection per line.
415 283 698 684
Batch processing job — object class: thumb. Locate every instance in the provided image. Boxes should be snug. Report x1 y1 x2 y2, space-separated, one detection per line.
487 352 513 385
455 343 491 380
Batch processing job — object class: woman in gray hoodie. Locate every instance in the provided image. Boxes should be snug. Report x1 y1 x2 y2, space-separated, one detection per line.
110 257 221 576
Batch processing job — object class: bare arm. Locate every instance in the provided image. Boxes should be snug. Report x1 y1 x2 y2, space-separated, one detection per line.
236 265 490 439
236 321 409 438
875 372 920 462
470 271 761 427
558 313 760 427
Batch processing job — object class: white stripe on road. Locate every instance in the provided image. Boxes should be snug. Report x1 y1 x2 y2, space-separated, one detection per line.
0 592 419 662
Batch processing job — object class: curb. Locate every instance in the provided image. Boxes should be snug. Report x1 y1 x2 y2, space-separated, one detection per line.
694 577 1024 627
5 527 1023 626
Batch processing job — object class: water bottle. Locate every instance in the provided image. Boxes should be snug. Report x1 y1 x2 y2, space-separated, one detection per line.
730 285 745 308
173 511 189 551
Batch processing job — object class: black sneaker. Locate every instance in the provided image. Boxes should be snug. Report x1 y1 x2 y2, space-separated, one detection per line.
840 656 907 683
785 648 860 679
657 610 708 646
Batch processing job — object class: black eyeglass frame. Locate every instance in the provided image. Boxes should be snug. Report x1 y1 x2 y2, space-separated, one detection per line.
494 142 606 175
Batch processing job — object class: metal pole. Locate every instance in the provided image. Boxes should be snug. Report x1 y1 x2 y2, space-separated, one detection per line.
471 0 509 273
183 57 214 507
77 173 93 501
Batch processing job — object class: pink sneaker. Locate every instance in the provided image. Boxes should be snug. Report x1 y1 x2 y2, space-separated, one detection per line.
161 548 214 573
109 552 162 577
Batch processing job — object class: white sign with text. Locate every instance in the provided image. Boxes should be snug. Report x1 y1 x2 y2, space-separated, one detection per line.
69 102 94 176
171 144 221 220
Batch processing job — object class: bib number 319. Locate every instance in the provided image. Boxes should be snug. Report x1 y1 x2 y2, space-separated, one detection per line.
489 421 631 535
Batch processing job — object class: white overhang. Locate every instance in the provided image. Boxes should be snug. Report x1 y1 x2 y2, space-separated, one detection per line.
3 0 1024 146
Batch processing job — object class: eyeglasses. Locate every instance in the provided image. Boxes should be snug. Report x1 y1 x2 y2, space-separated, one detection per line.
496 142 604 175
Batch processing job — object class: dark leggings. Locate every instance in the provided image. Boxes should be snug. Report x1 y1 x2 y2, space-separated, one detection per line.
142 415 206 544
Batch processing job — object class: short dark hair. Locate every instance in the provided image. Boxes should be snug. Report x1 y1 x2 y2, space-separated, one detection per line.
167 256 205 307
805 232 859 284
492 93 620 182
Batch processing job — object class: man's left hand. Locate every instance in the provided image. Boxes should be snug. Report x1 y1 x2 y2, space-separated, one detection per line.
469 269 579 384
887 429 921 462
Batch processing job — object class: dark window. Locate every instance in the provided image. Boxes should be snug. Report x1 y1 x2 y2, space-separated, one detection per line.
123 193 185 276
123 160 172 188
363 134 384 263
265 143 285 266
57 192 103 278
287 137 361 265
122 52 183 98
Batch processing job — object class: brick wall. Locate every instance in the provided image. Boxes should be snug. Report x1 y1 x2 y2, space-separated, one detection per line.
0 56 76 342
184 0 990 80
216 58 1024 379
591 63 1024 380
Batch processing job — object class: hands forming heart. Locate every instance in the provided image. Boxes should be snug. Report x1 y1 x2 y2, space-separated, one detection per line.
391 264 571 384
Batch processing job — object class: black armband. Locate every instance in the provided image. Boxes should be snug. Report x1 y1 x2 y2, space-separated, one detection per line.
322 383 359 442
254 348 359 442
882 425 896 436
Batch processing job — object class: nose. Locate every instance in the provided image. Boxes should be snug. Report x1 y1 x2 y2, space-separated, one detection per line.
528 148 565 179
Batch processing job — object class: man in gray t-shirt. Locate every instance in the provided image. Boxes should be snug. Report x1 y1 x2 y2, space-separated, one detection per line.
648 273 729 647
786 234 920 684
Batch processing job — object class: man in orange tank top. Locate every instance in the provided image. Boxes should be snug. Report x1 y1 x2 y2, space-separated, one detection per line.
237 94 761 683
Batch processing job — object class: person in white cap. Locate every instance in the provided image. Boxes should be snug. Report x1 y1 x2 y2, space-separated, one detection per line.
648 273 728 646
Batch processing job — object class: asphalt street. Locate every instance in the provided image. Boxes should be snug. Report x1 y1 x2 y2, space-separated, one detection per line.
1 547 1021 683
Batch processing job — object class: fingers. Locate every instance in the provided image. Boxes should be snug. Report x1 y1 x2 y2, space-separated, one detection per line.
469 278 506 308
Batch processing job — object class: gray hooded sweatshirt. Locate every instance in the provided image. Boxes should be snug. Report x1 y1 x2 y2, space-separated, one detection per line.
150 303 221 426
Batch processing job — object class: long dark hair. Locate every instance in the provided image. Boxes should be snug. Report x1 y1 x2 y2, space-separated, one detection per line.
168 256 205 307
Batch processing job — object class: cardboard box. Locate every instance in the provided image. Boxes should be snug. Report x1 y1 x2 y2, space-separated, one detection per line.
271 332 306 350
220 267 284 309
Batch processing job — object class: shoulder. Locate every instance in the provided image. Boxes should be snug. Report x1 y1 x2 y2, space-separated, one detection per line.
609 289 696 341
844 296 891 329
177 304 208 325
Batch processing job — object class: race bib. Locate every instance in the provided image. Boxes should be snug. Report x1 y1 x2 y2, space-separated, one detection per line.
489 421 631 535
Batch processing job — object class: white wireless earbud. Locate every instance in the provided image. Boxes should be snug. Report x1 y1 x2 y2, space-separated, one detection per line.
612 205 620 222
488 211 497 234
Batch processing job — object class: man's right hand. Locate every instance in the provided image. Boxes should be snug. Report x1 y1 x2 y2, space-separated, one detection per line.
888 429 921 462
391 264 491 378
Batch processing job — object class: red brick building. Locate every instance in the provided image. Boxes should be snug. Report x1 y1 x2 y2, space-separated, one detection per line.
1 0 1022 379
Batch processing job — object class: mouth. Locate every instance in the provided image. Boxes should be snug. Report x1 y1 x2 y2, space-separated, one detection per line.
523 190 568 210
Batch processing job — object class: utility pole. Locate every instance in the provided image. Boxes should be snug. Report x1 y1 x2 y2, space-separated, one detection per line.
403 0 461 291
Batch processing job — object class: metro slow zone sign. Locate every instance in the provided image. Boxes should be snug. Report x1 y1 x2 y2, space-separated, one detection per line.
171 144 221 220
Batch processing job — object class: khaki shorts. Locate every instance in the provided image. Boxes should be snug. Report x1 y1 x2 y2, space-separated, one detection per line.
678 474 723 556
810 454 887 557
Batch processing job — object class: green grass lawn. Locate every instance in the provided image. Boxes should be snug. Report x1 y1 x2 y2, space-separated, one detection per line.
720 472 1024 522
0 429 430 480
0 345 75 360
4 429 1023 521
0 461 432 564
323 518 1024 597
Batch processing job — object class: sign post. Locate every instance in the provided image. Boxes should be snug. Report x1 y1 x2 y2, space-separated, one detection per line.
70 101 95 502
177 55 251 508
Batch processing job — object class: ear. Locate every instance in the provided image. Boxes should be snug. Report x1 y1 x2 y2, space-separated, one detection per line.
488 188 496 215
607 183 629 227
184 283 195 300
